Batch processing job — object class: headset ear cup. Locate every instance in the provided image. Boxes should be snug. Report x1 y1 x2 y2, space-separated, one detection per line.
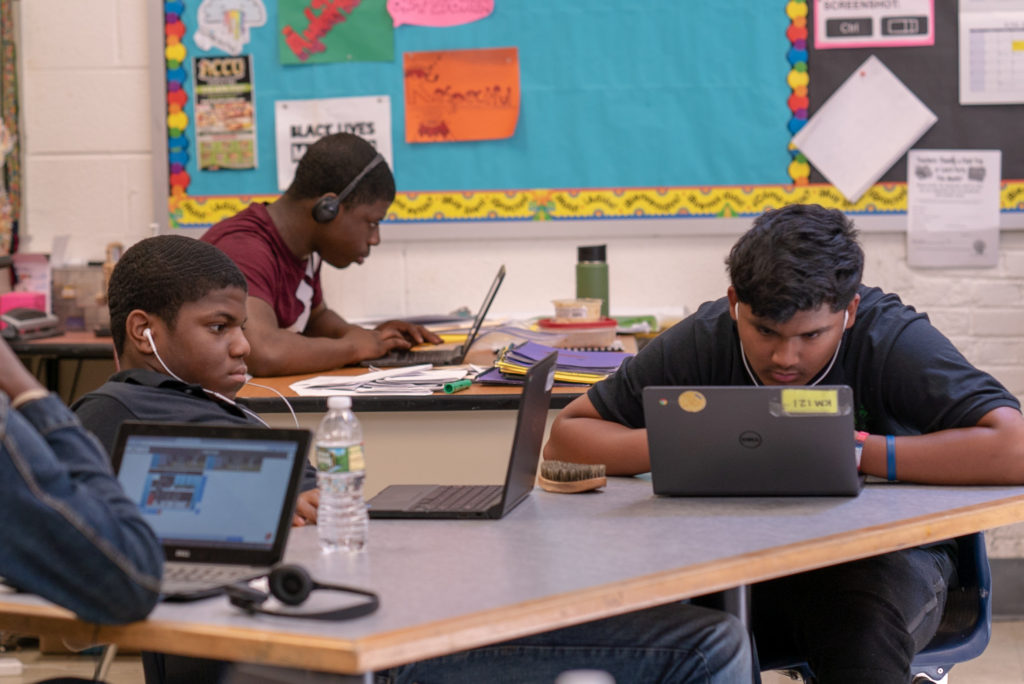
312 196 339 223
269 564 314 606
225 583 270 613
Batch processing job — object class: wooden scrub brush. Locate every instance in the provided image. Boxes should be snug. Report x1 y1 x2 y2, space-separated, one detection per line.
537 459 607 493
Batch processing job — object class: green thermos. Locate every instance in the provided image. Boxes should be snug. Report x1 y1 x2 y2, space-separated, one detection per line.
576 244 609 319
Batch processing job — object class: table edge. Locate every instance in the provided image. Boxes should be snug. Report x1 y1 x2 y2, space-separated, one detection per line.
2 493 1023 673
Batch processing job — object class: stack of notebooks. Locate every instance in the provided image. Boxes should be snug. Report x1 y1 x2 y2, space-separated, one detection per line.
477 341 633 386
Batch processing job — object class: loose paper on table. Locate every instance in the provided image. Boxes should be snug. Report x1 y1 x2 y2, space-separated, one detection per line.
907 149 1001 268
289 365 468 396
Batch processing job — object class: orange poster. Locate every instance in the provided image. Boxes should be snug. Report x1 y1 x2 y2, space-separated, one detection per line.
404 47 519 143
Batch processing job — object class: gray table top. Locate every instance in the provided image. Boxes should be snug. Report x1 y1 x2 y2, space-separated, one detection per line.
4 476 1024 673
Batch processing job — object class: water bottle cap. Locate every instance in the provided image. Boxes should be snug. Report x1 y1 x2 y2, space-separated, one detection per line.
577 244 606 262
327 396 351 410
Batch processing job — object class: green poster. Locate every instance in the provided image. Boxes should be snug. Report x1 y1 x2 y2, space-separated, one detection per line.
278 0 394 65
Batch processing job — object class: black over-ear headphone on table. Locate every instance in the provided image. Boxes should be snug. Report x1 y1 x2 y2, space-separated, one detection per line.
226 564 380 621
311 153 386 223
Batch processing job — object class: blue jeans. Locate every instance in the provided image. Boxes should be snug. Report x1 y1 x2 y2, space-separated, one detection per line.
152 602 752 684
752 544 957 684
376 602 754 684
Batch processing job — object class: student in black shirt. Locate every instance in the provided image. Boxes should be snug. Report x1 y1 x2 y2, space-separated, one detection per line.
546 203 1024 683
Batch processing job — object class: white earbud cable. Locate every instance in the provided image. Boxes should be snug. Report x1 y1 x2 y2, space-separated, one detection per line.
243 381 300 428
144 328 296 427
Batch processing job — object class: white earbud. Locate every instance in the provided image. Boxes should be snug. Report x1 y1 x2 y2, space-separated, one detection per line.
144 327 185 384
810 309 849 386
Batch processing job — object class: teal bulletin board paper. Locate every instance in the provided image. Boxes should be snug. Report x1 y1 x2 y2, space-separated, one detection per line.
277 0 395 65
179 0 790 197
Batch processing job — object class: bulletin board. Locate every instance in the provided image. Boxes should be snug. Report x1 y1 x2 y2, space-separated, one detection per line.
158 0 1024 230
806 1 1024 185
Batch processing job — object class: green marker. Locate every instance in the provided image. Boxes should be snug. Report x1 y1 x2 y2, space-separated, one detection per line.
443 379 473 394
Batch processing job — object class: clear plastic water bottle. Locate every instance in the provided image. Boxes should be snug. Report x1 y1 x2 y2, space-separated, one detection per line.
314 396 368 552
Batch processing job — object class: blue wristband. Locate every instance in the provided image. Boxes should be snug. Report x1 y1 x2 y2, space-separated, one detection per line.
886 435 896 481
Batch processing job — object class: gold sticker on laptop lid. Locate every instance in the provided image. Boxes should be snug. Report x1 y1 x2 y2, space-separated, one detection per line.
677 390 707 413
780 388 839 415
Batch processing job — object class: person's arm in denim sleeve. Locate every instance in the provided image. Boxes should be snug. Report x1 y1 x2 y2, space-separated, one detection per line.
1 394 163 623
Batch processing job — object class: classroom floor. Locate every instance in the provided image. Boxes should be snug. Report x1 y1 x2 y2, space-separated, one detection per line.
3 621 1024 683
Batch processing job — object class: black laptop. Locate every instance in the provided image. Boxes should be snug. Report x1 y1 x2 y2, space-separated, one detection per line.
367 351 557 518
360 265 506 368
643 385 864 496
111 422 311 599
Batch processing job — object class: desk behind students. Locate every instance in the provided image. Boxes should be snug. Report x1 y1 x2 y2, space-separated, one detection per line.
10 331 116 401
236 335 638 496
234 332 636 414
237 366 588 498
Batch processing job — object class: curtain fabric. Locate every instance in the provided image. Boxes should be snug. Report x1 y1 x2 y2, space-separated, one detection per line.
0 0 19 256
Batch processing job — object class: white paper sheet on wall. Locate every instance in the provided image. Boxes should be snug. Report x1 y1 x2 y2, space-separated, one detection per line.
792 55 938 203
907 149 1001 268
958 7 1024 105
274 96 393 192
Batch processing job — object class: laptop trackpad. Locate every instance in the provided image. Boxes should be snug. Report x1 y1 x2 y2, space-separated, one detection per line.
368 484 438 510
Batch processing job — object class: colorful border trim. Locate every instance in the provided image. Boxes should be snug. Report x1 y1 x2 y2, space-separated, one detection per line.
786 0 810 185
165 1 191 215
167 181 1024 229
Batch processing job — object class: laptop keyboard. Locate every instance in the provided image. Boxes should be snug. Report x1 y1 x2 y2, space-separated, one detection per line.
162 563 265 594
412 485 503 512
367 347 462 367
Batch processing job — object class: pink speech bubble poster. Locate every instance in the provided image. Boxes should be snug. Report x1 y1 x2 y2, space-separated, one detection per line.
387 0 494 28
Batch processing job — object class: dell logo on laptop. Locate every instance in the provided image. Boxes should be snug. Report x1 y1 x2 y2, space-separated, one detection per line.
174 549 191 558
739 431 763 449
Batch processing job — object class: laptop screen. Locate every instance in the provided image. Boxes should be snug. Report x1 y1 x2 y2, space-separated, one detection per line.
456 264 506 362
112 422 310 562
499 351 557 513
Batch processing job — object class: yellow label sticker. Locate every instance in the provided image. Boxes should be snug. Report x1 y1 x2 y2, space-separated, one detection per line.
678 390 707 413
1013 40 1024 51
781 389 839 414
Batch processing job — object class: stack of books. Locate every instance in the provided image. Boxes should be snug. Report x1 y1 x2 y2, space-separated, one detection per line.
477 341 633 386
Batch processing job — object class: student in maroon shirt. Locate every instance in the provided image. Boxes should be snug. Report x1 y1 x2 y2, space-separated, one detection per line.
202 133 441 376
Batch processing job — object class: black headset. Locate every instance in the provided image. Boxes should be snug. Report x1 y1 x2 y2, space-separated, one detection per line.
226 564 380 621
311 153 386 223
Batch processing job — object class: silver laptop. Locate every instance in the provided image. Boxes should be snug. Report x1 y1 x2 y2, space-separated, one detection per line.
360 265 506 368
367 351 557 518
643 385 863 496
111 422 311 600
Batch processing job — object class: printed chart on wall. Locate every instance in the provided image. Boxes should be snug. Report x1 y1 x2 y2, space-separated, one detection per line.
802 0 1023 218
161 0 1024 230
